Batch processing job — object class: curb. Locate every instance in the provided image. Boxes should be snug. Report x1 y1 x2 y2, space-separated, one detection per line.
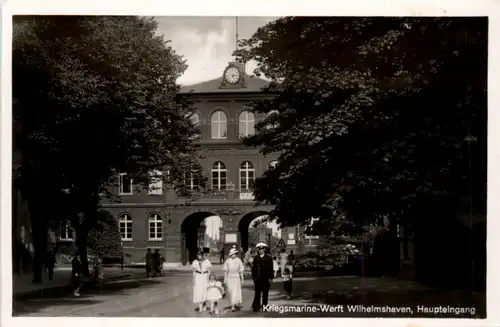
13 273 134 300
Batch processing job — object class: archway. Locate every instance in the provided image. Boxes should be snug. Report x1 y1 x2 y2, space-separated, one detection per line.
238 211 279 252
180 212 223 265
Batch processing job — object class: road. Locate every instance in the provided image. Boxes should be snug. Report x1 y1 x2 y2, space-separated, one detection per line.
13 266 486 318
13 267 267 317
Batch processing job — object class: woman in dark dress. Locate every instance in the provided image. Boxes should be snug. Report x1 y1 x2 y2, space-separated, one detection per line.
71 252 83 297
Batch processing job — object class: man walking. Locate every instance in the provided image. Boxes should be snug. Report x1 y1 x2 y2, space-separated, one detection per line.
145 248 153 277
71 252 83 297
219 247 225 264
251 242 274 312
152 249 161 277
45 249 56 280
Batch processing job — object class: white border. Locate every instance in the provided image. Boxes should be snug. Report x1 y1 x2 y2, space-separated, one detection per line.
2 1 499 327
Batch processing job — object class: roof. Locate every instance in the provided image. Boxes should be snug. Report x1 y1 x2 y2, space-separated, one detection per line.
179 74 270 94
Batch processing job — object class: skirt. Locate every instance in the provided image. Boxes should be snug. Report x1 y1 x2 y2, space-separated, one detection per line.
226 276 242 305
206 287 223 302
193 273 208 303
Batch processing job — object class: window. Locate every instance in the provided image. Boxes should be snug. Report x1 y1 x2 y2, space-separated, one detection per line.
148 214 163 240
268 161 278 169
238 111 255 137
239 161 255 191
211 161 227 190
119 173 133 195
119 214 133 240
266 110 279 129
60 221 74 241
184 169 201 190
148 170 163 195
210 111 227 139
305 217 320 239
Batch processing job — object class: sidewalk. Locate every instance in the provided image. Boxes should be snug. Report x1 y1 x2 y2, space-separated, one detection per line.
13 267 135 298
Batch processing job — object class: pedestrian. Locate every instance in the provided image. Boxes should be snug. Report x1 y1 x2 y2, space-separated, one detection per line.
92 257 104 292
71 252 83 297
282 267 293 299
192 250 211 312
145 248 153 277
272 256 279 278
279 249 288 276
251 242 274 312
206 273 224 315
152 249 161 277
219 248 225 264
286 250 296 273
45 249 56 281
223 247 244 312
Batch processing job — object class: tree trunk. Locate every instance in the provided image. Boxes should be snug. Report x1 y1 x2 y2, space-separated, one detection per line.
29 202 47 283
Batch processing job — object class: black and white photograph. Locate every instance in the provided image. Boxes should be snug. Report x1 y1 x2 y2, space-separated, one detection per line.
2 2 498 325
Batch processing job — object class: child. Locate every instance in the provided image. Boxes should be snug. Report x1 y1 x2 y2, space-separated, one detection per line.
283 267 293 299
273 256 279 278
206 273 224 315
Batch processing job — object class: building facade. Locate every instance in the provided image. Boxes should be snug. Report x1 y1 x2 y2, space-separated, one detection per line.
99 62 314 266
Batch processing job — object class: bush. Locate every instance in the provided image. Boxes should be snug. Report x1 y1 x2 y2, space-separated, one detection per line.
87 211 123 259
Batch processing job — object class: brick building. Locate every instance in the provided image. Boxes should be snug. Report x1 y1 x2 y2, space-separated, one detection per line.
98 62 316 266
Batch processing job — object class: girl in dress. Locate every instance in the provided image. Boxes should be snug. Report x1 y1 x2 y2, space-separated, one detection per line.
223 247 245 312
206 273 224 315
192 251 212 312
282 267 293 299
272 256 279 278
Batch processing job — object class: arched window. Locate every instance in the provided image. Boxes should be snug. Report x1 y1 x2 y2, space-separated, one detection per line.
211 161 227 190
210 111 227 139
238 111 255 137
148 213 163 240
119 214 133 240
268 160 279 169
240 161 255 191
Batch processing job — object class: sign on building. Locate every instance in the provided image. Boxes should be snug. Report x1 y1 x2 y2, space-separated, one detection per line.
225 233 237 243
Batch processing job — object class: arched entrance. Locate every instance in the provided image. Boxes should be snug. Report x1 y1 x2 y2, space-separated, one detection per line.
180 212 223 265
238 211 276 252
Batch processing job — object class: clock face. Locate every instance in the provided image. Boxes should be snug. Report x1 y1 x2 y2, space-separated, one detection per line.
224 66 241 85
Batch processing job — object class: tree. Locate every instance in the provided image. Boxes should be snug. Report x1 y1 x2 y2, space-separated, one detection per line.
87 211 122 260
13 16 203 282
236 17 487 232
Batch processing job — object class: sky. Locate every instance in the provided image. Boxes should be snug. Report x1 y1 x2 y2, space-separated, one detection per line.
154 16 277 86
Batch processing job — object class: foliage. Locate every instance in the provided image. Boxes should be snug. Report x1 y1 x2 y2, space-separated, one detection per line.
13 16 203 280
236 17 487 230
87 211 123 258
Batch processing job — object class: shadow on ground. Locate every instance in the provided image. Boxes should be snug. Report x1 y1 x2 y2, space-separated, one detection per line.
242 276 486 318
13 278 163 316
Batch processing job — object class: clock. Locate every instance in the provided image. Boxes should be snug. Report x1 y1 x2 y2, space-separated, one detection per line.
224 66 241 85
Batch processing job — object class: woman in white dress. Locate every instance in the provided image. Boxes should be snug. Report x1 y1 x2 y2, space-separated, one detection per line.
223 248 245 312
192 251 211 312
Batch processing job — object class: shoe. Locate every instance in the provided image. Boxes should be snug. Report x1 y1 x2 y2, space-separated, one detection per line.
73 292 80 297
214 309 219 315
286 296 291 300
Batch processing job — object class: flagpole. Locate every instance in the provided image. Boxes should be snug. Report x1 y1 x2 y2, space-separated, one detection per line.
235 17 239 55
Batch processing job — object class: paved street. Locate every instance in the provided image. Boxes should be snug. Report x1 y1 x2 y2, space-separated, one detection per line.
13 265 486 318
